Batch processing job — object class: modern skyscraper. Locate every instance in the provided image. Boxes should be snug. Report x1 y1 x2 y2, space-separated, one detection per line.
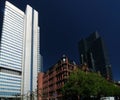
0 1 40 99
78 32 112 80
0 1 24 98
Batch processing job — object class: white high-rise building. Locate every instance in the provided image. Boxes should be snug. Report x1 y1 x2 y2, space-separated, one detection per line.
22 4 40 96
0 1 40 99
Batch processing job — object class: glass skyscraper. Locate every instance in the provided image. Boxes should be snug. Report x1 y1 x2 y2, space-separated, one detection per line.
0 1 41 99
78 32 112 80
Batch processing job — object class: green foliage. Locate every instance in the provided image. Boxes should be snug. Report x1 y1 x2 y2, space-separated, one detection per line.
62 69 120 99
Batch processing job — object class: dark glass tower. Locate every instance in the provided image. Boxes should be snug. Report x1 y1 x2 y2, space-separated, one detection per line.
78 32 112 80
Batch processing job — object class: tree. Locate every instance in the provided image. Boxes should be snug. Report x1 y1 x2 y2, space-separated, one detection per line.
62 69 120 100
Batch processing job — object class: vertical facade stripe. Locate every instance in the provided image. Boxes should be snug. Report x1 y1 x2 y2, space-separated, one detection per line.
30 8 34 92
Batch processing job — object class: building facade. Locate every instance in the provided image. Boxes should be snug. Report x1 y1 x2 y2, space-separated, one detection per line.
38 55 78 100
78 32 112 80
38 72 44 100
0 1 40 99
0 1 24 98
22 3 40 97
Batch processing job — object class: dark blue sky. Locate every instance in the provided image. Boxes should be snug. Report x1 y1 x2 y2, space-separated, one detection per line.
8 0 120 81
